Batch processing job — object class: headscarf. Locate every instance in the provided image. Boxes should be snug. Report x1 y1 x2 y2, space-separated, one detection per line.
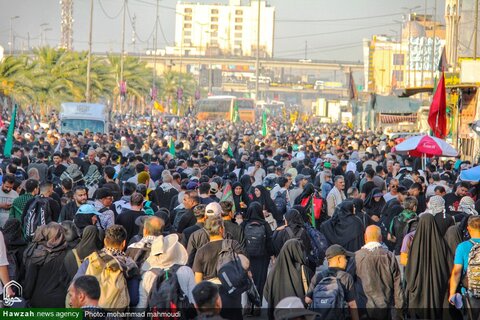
294 183 315 206
292 204 309 223
459 196 478 216
240 174 253 195
252 185 279 220
243 201 266 222
60 221 80 249
364 187 386 216
405 214 450 318
2 218 27 248
320 200 365 252
232 181 249 214
264 239 311 319
284 209 304 234
425 195 445 216
54 138 70 153
30 222 67 266
75 225 102 259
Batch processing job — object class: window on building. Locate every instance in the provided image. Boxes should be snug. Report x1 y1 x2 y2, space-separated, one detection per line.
393 54 404 66
184 15 192 21
211 24 218 30
183 31 191 36
184 8 192 13
235 25 242 30
210 31 218 37
210 39 218 45
183 23 192 29
393 70 404 82
235 10 243 15
184 38 191 45
211 17 218 22
235 32 242 38
235 17 243 23
234 40 242 46
211 9 218 14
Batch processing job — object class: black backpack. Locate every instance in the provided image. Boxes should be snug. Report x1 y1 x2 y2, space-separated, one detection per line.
311 270 346 320
274 190 288 216
244 221 266 258
148 264 191 312
217 239 250 295
125 241 152 269
23 196 51 241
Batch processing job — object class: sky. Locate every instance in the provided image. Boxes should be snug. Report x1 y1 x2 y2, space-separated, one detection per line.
0 0 446 62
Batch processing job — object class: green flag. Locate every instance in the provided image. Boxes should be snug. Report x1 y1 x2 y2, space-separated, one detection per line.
169 137 176 156
232 101 240 123
262 110 267 137
227 145 234 158
4 104 17 158
310 196 316 228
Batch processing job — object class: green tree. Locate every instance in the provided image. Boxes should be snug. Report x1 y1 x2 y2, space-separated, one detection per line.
0 55 35 110
158 70 197 115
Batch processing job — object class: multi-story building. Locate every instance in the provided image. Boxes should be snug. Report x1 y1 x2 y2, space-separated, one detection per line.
363 14 445 94
166 0 275 57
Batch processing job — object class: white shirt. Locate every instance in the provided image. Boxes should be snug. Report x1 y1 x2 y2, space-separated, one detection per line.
247 166 266 187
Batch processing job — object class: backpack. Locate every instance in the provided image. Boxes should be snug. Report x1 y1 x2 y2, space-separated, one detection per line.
244 221 266 258
304 223 329 266
84 164 102 188
143 201 155 216
274 190 288 216
311 270 346 319
23 196 51 242
126 242 152 269
60 164 84 184
148 264 190 313
217 239 250 295
85 251 130 310
467 240 480 295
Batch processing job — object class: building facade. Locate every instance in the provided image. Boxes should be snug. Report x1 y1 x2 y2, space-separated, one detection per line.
166 0 275 58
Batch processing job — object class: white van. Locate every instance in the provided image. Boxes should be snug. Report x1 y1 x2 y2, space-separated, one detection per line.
60 103 109 134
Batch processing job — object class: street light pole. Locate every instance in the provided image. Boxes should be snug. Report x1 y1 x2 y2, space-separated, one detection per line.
120 0 127 113
255 0 261 101
86 0 94 102
9 16 19 55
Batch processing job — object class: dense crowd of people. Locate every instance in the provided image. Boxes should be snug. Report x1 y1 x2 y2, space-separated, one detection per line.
0 113 479 319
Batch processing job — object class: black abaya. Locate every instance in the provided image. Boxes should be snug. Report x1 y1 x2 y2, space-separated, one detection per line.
405 214 450 319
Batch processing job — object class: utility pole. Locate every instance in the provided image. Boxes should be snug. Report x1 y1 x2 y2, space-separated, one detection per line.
120 0 127 113
152 0 159 108
255 0 261 101
475 0 479 59
421 0 427 86
304 41 308 60
9 16 19 55
131 13 136 53
431 0 437 82
86 0 94 102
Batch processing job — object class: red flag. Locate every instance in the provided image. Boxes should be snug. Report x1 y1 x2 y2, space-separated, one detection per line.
428 72 447 139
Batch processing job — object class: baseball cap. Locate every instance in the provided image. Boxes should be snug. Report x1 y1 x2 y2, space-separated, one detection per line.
205 202 222 216
325 244 353 260
210 182 219 194
295 174 308 184
76 204 101 216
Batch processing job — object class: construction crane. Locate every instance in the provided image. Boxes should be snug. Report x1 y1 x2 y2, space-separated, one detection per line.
60 0 73 50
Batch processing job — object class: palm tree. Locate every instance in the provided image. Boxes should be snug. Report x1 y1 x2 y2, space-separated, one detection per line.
107 55 152 113
0 55 35 111
159 70 197 115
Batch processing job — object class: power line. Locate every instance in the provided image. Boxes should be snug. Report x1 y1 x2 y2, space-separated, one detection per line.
126 2 155 44
97 0 124 20
275 41 361 54
276 12 403 23
276 22 398 40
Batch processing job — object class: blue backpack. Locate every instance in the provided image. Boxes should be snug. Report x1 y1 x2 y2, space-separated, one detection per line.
312 271 346 319
304 223 329 266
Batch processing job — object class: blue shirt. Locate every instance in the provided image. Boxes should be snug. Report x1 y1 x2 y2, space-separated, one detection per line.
454 238 480 273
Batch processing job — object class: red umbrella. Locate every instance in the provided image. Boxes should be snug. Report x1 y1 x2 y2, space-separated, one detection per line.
392 135 458 158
